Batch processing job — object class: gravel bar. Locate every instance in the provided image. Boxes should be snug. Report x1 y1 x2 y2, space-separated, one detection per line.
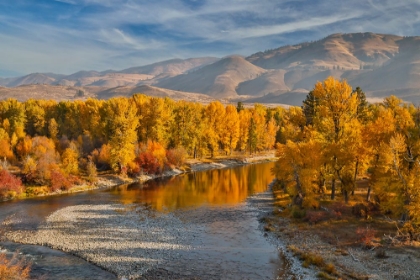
6 204 195 279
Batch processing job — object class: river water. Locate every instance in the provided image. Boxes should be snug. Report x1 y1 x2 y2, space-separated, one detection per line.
0 162 288 279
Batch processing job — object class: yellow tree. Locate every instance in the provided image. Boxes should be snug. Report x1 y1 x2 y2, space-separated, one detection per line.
61 147 79 175
312 77 360 202
221 105 240 155
171 100 204 157
24 99 46 136
273 129 323 207
250 104 267 152
204 101 225 157
103 98 139 173
79 98 104 142
374 133 420 226
237 109 251 152
364 106 396 201
264 116 277 150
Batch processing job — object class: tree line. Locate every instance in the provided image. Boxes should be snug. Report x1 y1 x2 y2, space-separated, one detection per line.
0 95 280 197
273 76 420 231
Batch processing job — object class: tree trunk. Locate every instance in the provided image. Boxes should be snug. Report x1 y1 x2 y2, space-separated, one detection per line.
352 160 359 196
366 185 371 202
344 190 349 204
331 178 336 200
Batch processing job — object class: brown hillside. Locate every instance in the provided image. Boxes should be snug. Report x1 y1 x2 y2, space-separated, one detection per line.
157 56 266 98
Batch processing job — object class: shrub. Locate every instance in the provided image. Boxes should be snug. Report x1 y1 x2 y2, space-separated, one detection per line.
50 169 72 191
166 147 187 168
0 170 23 199
356 226 376 248
85 159 97 183
305 211 329 224
0 251 31 280
136 151 161 174
291 206 306 219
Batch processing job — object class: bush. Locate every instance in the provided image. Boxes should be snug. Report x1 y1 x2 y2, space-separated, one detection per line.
291 206 306 219
0 170 23 199
356 226 376 248
50 170 72 191
166 147 187 168
136 151 161 174
305 211 329 224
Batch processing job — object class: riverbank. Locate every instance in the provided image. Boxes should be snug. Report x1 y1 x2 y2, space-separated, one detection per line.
3 177 292 279
6 151 276 202
1 158 294 279
262 204 420 279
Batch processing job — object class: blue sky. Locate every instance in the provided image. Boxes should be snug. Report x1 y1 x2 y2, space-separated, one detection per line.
1 0 420 77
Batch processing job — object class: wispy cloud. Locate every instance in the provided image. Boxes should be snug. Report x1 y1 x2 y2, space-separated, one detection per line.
1 0 420 75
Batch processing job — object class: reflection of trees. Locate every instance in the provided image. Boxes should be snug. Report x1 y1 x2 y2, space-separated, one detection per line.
114 162 275 211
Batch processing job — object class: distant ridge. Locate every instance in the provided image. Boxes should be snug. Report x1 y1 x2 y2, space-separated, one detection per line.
1 32 420 105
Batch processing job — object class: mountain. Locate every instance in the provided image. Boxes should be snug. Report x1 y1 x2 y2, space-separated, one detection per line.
247 32 400 70
2 33 420 105
7 73 56 87
120 57 219 77
156 56 266 98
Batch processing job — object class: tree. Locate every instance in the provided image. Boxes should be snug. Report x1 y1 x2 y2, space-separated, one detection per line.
248 117 257 155
221 105 240 155
273 132 323 207
61 148 79 175
237 109 251 152
302 90 318 125
102 98 139 173
204 101 225 157
236 101 244 112
311 76 360 202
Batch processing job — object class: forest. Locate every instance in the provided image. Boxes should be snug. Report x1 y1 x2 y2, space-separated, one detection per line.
0 94 278 197
0 76 419 236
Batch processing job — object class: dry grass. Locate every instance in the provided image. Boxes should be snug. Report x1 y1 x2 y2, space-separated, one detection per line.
0 252 31 280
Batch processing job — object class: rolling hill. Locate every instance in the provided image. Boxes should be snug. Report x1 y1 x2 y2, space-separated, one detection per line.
1 32 420 105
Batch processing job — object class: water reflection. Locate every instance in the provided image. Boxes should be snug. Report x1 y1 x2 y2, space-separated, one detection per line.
109 162 275 211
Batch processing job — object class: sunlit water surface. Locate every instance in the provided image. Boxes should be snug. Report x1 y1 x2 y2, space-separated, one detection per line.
0 162 285 279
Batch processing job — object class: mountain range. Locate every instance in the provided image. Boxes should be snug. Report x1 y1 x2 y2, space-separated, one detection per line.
1 32 420 105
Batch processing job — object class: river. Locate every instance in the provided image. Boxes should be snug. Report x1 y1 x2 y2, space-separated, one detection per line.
0 162 291 279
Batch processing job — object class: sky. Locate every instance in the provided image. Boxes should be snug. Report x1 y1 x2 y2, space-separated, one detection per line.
1 0 420 77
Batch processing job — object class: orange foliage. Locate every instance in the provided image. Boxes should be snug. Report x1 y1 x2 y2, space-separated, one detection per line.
0 170 23 198
0 252 30 280
0 139 14 161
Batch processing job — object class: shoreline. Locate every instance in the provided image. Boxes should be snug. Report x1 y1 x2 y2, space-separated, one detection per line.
261 201 420 279
4 152 277 202
2 162 292 279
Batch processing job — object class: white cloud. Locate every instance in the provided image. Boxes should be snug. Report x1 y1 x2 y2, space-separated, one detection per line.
1 0 420 74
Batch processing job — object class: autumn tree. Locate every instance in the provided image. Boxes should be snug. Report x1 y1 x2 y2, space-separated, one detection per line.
312 77 360 202
102 98 139 173
273 130 323 207
237 109 251 152
204 101 225 157
221 105 240 155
